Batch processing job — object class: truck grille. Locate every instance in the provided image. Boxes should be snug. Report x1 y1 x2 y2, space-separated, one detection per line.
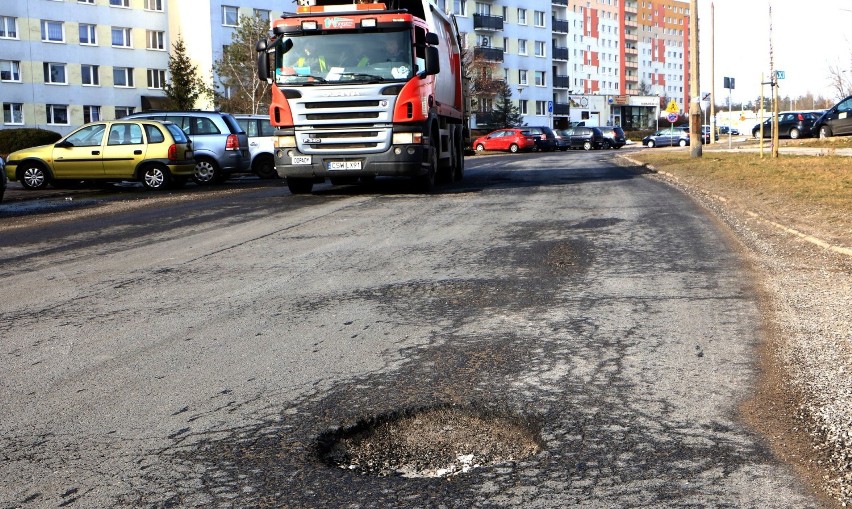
292 90 396 154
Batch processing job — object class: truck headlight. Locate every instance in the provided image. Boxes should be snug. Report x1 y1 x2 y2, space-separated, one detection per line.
392 132 422 144
274 136 297 148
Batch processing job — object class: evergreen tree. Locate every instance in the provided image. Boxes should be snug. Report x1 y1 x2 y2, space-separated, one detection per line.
213 15 271 114
163 36 211 110
491 81 524 128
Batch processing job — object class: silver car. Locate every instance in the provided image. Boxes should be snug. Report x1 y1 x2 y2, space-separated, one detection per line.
125 111 250 184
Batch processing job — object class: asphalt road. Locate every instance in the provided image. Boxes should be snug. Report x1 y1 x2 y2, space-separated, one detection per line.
0 151 821 508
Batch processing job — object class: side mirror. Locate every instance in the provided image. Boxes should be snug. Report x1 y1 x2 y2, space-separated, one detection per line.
55 140 73 148
423 46 440 76
425 32 439 46
256 40 269 81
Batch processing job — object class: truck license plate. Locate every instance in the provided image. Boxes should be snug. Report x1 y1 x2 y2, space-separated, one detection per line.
328 161 361 170
292 156 312 165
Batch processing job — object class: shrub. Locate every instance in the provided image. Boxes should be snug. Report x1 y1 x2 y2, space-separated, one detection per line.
0 128 62 156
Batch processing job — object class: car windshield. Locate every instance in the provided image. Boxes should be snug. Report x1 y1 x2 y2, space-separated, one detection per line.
274 31 414 85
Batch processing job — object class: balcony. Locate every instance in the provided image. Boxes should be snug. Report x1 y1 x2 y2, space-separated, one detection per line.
474 46 504 62
552 0 567 5
624 1 638 14
473 13 503 31
552 18 569 33
552 46 569 61
553 102 570 115
553 75 570 89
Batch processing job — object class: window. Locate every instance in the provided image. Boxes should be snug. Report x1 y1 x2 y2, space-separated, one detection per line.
534 41 546 57
43 63 67 84
108 123 143 145
79 23 96 45
113 67 134 87
147 69 166 89
83 105 101 123
0 16 18 38
78 0 95 3
453 0 466 16
223 6 239 26
534 11 546 27
518 69 528 86
518 39 527 55
3 103 23 124
535 100 547 115
147 30 165 50
518 100 527 115
115 106 134 119
0 60 21 82
112 27 132 47
145 0 163 11
46 104 69 125
518 8 527 25
81 64 99 85
110 0 130 6
41 20 65 42
535 71 545 86
254 9 270 22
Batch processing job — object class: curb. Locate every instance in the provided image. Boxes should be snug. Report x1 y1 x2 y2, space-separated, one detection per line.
617 155 852 259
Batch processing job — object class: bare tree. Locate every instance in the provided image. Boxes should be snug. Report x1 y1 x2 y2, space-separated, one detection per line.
827 58 852 101
213 14 271 114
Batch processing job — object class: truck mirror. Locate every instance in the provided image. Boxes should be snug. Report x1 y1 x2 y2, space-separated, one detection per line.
256 40 269 80
425 32 439 46
424 46 440 76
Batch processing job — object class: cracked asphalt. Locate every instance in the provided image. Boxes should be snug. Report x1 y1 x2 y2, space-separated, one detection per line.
0 151 824 508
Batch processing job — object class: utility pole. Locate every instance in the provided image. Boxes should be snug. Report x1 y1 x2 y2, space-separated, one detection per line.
769 4 779 158
689 0 702 157
709 2 715 145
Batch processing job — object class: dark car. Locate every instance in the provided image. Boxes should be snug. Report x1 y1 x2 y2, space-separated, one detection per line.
701 125 719 144
813 96 852 138
719 125 740 135
472 128 537 153
643 127 690 147
558 126 604 150
752 111 820 140
598 126 626 149
524 126 558 151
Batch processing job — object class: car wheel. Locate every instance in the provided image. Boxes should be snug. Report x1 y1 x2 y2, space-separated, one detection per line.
647 140 655 148
193 158 220 185
582 141 591 151
819 126 832 138
509 143 519 153
141 165 170 190
789 128 800 139
20 163 50 190
753 130 760 139
678 139 687 147
253 154 277 179
475 144 485 152
286 178 313 194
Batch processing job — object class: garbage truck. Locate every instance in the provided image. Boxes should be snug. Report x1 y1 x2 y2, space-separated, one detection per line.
256 0 468 193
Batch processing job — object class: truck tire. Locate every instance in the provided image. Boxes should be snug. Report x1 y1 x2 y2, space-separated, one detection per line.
287 178 313 194
415 141 437 194
453 129 464 182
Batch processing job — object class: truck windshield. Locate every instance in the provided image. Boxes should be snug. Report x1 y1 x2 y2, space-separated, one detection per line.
275 31 414 85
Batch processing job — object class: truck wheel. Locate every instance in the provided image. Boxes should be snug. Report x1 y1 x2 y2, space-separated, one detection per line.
453 131 464 182
415 142 437 194
287 178 313 194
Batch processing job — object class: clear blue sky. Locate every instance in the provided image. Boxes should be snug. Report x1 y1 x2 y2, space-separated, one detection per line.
697 0 851 105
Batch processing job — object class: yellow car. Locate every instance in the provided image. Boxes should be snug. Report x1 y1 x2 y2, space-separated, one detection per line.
5 120 195 190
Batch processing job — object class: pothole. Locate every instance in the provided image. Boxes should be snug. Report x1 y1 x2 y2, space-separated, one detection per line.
317 405 542 478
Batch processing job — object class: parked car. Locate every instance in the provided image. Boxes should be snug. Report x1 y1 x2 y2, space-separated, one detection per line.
0 155 6 203
598 126 626 149
812 96 852 138
718 125 740 135
643 127 690 147
701 125 719 144
472 128 536 153
751 111 820 139
558 126 604 150
233 114 278 179
125 110 250 184
524 126 558 151
4 120 194 190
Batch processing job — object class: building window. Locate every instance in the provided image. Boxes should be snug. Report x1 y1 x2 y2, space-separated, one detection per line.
78 0 95 3
46 104 69 125
534 41 546 57
83 105 101 123
0 60 21 82
518 8 527 25
112 27 132 47
518 100 527 115
254 9 270 22
0 16 18 38
223 6 239 26
114 106 134 119
41 20 65 43
147 69 166 89
518 69 527 85
81 64 99 86
535 71 545 86
79 23 97 45
518 39 527 55
147 30 165 50
3 103 23 124
145 0 163 11
110 0 130 6
43 63 67 84
113 67 134 87
453 0 466 16
534 10 546 27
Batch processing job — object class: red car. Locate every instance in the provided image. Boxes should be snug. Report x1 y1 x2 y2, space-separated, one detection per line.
473 128 536 153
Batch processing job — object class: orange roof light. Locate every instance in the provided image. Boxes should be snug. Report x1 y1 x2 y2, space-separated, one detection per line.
296 3 387 14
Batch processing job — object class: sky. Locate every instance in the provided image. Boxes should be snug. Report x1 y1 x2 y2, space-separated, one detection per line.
695 0 851 106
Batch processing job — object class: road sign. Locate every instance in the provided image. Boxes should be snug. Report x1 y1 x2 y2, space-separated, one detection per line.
665 100 679 114
724 76 735 89
666 113 679 123
776 70 785 80
547 101 553 113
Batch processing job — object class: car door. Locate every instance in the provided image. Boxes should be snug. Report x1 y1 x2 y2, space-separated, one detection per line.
51 123 106 178
492 130 511 151
102 122 147 178
830 97 852 135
